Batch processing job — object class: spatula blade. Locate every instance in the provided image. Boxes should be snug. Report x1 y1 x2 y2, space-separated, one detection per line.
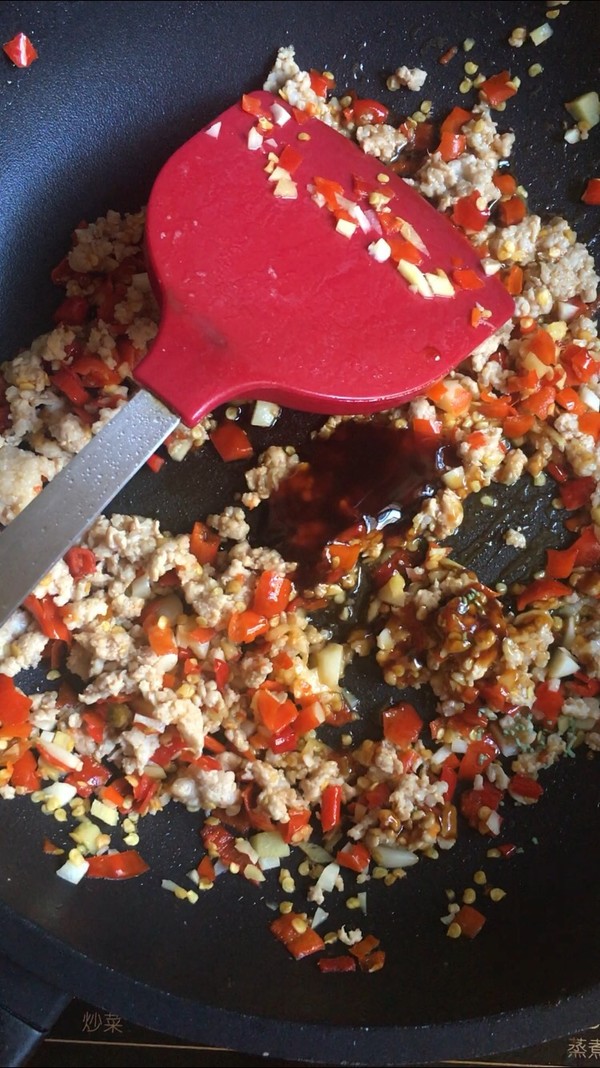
0 391 178 626
139 91 514 426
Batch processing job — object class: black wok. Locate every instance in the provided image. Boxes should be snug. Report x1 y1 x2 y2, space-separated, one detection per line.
0 2 599 1064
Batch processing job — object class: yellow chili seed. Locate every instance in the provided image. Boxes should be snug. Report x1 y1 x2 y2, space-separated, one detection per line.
459 79 473 94
473 870 487 885
447 922 462 939
462 888 477 904
490 887 507 902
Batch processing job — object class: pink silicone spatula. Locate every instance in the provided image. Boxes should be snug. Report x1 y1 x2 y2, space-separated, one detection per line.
0 90 513 623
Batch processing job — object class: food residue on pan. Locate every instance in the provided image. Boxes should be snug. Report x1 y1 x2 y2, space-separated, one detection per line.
0 35 599 965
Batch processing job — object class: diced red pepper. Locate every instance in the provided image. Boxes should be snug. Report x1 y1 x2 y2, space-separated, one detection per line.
533 681 564 725
458 738 499 781
278 144 303 176
515 578 571 611
503 413 534 439
70 353 121 388
152 731 186 768
555 387 586 415
23 594 70 642
50 367 91 406
497 196 526 226
0 675 32 726
441 106 472 133
268 723 299 754
146 453 165 473
86 850 149 879
387 238 423 265
493 172 518 196
317 955 357 973
545 544 578 579
210 422 253 462
270 913 325 959
281 808 311 844
579 412 600 441
227 610 269 644
336 841 370 873
190 520 220 565
571 526 600 568
320 783 342 833
351 98 389 126
479 71 518 107
313 176 345 211
241 93 271 119
252 570 293 618
64 755 110 798
382 703 423 749
309 69 334 98
581 178 600 206
213 658 230 692
508 774 544 801
438 131 466 161
146 621 177 656
10 748 40 792
64 546 96 578
197 855 216 883
451 191 490 232
559 477 594 511
522 384 556 420
460 783 503 828
452 267 485 290
3 32 38 68
561 344 596 385
455 904 486 938
502 265 524 296
81 710 106 745
254 689 298 733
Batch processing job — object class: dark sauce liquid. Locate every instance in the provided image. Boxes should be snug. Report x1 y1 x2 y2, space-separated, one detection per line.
265 421 455 586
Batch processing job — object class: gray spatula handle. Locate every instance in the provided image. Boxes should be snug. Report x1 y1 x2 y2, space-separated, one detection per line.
0 390 179 628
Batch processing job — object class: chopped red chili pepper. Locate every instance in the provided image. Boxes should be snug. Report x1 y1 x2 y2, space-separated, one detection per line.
64 546 96 579
320 783 342 832
3 32 38 68
382 703 423 749
581 178 600 206
86 850 149 880
210 421 254 462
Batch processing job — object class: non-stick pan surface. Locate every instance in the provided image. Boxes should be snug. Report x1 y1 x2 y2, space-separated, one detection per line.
0 2 599 1065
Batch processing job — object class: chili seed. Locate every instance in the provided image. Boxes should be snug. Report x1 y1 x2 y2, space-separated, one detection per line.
291 916 308 934
463 888 477 904
447 922 462 938
490 887 507 902
459 79 473 94
528 64 543 77
473 870 487 885
279 900 293 914
463 38 475 51
297 131 311 141
464 61 478 75
346 896 361 910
